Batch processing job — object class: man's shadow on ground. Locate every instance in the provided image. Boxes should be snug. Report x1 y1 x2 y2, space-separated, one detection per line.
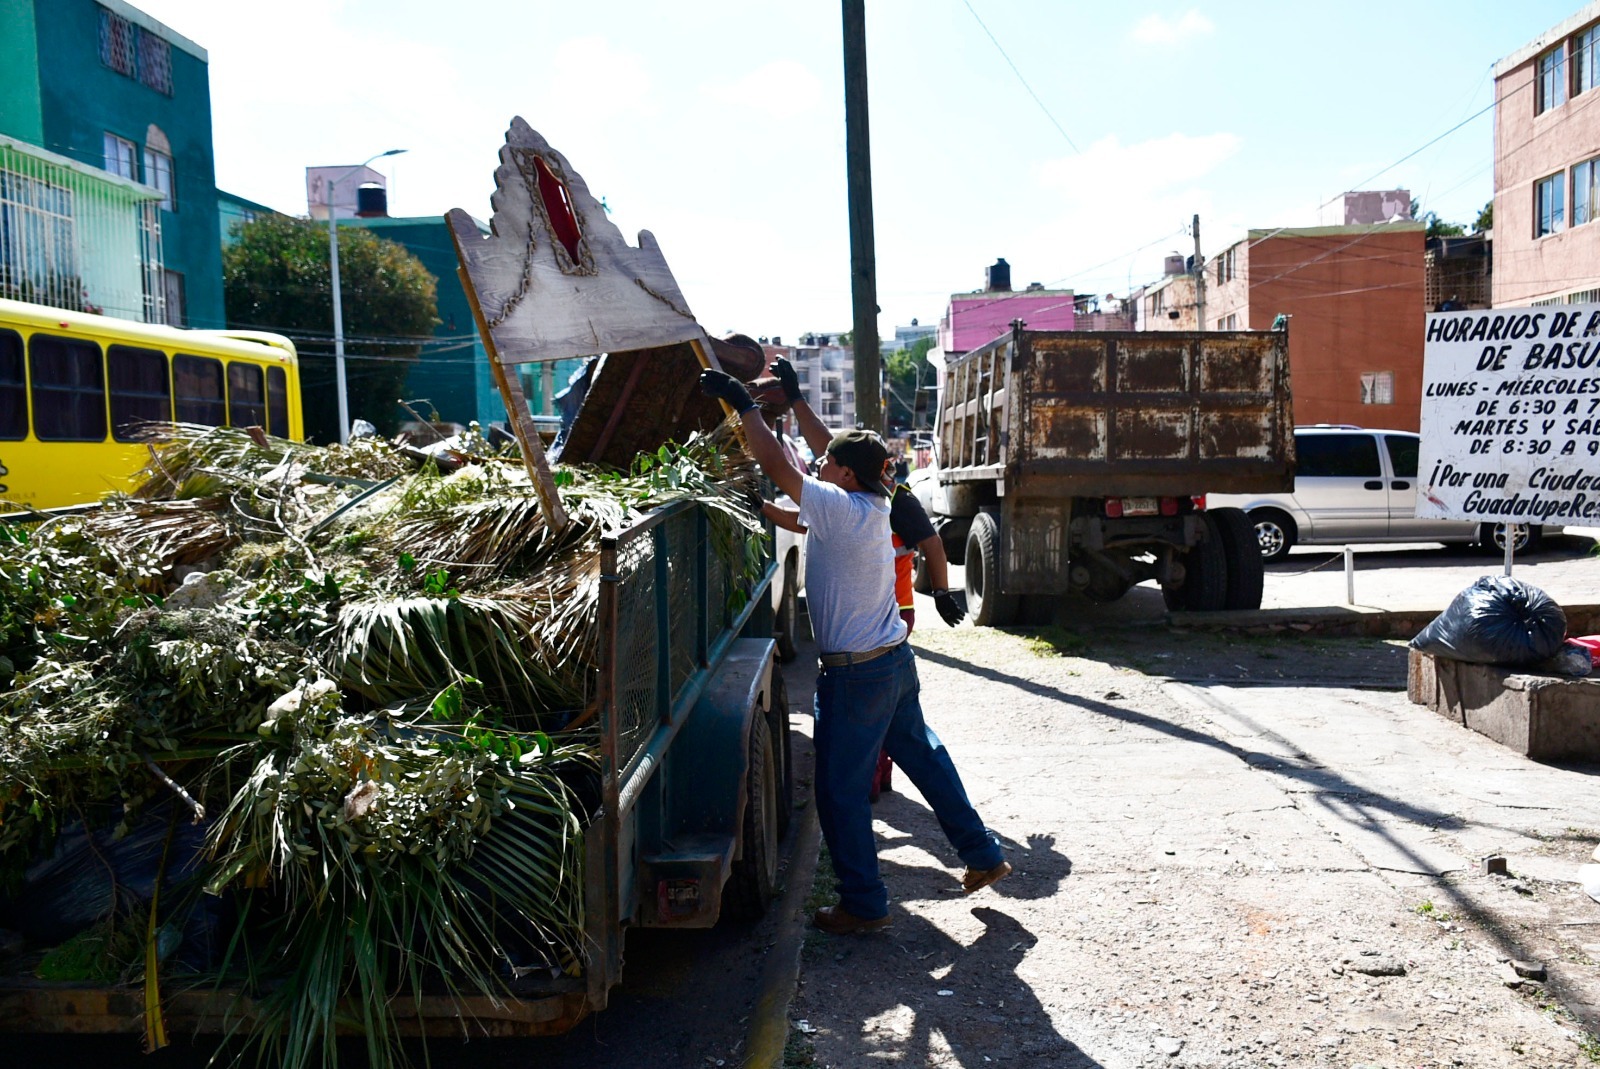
872 789 1073 900
809 850 1099 1068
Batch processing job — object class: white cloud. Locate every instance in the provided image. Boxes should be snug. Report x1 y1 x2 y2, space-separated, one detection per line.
700 60 824 120
549 37 656 121
1130 10 1215 45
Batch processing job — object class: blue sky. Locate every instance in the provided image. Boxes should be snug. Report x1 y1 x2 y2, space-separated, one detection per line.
138 0 1585 341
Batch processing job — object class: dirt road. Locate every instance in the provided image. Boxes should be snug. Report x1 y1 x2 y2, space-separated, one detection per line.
785 616 1600 1069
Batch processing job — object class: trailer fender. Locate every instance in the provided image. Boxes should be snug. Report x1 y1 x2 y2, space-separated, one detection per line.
637 638 774 926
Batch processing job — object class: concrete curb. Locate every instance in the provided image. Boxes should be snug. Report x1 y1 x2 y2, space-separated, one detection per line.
1165 603 1600 639
741 792 821 1069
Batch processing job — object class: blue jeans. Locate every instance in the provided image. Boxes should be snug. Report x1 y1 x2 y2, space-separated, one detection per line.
813 643 1003 919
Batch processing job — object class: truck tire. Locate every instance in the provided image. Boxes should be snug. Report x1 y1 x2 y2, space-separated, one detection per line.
768 668 794 839
725 712 779 921
964 512 1018 627
775 560 799 664
1162 514 1228 612
1211 508 1265 611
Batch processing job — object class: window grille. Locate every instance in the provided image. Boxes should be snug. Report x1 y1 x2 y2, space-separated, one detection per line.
137 30 173 95
98 6 136 76
1569 288 1600 304
1 170 77 308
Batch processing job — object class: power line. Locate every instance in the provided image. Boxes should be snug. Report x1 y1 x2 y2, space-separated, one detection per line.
959 0 1081 154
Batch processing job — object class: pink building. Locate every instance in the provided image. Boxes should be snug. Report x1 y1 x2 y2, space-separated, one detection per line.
1492 2 1600 306
938 259 1074 355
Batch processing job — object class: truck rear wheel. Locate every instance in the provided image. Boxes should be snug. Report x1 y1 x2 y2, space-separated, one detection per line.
965 513 1018 627
725 712 779 921
1211 508 1265 611
1162 514 1228 612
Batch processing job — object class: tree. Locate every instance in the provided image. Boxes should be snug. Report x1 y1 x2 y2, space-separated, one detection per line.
884 335 935 432
223 215 439 443
1410 197 1466 238
1474 200 1493 233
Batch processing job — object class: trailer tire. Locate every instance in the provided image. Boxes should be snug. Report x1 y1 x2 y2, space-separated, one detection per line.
775 559 800 664
1211 507 1265 611
725 712 779 921
1162 514 1229 612
768 668 794 839
965 513 1018 627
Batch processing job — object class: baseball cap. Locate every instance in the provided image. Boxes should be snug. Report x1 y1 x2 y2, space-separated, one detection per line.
827 429 891 496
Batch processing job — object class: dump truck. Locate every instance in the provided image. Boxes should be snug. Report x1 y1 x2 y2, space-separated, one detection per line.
913 323 1294 624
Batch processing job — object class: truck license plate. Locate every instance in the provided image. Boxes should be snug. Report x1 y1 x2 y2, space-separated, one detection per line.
1122 497 1159 516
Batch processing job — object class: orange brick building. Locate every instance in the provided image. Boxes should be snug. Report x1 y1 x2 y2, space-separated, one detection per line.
1204 223 1427 431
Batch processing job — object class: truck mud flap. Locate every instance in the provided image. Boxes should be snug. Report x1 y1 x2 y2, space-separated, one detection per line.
999 497 1073 595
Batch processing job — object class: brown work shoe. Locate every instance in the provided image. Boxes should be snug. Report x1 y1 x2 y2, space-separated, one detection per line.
962 860 1012 893
812 906 892 935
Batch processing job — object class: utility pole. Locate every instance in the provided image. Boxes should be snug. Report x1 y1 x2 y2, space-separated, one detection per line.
842 0 882 431
1193 212 1206 332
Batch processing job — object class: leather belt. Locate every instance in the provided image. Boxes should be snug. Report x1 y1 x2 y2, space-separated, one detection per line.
819 641 904 668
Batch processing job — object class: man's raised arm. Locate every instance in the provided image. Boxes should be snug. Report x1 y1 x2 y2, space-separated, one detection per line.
699 370 805 503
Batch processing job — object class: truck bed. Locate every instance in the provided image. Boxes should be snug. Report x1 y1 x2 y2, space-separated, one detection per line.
938 328 1294 497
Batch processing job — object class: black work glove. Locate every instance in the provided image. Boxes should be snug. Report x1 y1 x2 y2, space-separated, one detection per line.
769 356 803 404
700 369 757 413
933 588 966 627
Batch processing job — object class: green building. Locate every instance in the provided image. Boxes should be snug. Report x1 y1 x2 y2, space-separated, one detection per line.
0 0 222 326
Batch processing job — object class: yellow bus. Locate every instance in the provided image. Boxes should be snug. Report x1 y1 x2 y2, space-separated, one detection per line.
0 297 302 511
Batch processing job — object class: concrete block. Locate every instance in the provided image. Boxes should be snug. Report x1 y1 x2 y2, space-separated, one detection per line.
1407 648 1600 762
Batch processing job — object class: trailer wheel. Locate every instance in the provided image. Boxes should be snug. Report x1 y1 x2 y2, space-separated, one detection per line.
775 559 800 664
965 513 1018 627
768 668 794 839
725 712 779 921
1162 514 1229 612
1211 508 1265 611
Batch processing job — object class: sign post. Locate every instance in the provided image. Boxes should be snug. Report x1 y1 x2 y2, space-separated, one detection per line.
1417 303 1600 575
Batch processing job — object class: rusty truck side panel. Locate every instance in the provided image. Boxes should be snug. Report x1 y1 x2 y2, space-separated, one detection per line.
1005 330 1294 497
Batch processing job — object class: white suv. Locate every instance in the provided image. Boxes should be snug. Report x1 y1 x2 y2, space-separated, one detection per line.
1206 426 1541 561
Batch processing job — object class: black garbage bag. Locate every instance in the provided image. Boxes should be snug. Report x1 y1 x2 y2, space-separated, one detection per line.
1410 576 1566 667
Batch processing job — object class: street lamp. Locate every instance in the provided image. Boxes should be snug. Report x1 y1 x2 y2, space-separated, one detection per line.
328 148 406 443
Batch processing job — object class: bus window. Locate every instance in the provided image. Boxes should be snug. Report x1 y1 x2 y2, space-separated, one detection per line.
174 354 225 427
267 366 288 438
227 362 265 429
30 334 106 441
109 345 172 441
0 330 24 440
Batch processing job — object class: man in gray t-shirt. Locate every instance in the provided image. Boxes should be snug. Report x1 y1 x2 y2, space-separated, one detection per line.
702 358 1010 935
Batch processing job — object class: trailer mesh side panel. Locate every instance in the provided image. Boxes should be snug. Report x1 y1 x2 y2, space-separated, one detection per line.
666 509 697 702
613 535 657 771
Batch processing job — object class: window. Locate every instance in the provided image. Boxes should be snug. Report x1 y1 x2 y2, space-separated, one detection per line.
1537 45 1567 114
173 354 224 426
227 363 265 429
98 6 136 76
108 345 170 441
1574 26 1599 97
1217 313 1238 330
0 330 24 440
0 171 76 299
267 366 289 438
142 148 173 210
1360 371 1395 405
1575 156 1600 227
1384 435 1420 479
103 133 137 181
29 335 105 441
1294 433 1380 479
136 30 172 95
162 270 185 326
1214 246 1237 285
98 6 173 95
1536 172 1565 236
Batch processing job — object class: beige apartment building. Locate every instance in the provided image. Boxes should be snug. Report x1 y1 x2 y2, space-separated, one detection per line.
1492 2 1600 306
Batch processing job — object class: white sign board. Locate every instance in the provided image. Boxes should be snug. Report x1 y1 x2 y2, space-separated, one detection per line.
1418 304 1600 524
